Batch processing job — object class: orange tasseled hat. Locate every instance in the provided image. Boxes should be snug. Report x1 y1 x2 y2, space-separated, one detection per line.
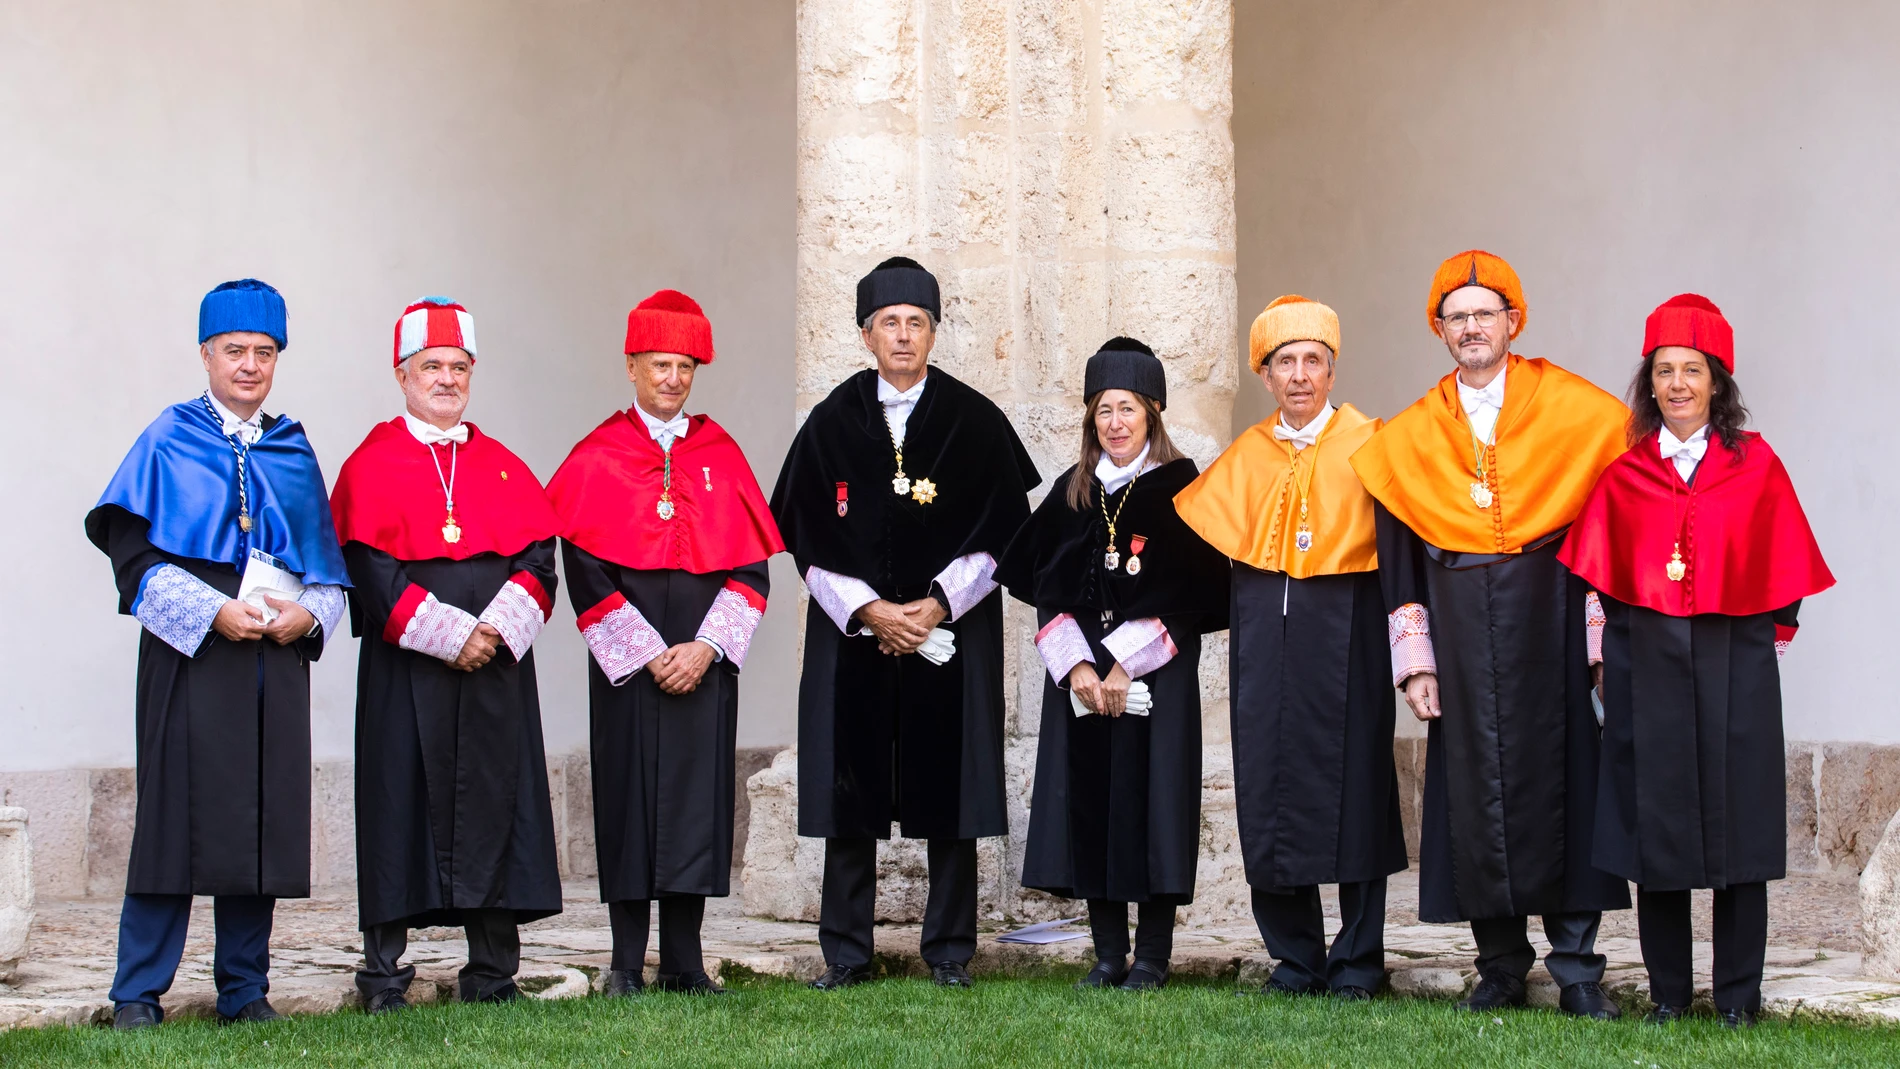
1427 250 1526 340
1249 295 1341 373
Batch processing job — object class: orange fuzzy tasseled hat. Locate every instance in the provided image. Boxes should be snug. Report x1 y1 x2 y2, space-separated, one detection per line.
1427 250 1526 340
1249 295 1340 372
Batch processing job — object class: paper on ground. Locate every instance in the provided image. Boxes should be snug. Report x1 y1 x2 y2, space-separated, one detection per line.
995 917 1087 944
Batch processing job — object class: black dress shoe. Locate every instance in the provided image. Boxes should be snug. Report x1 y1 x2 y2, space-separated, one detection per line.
366 989 410 1015
219 998 285 1025
1644 1003 1687 1024
1559 981 1621 1020
113 1003 162 1030
655 971 727 995
1118 960 1169 991
1456 972 1527 1012
1718 1007 1757 1029
930 961 973 987
1259 976 1324 996
1332 985 1374 1002
1076 960 1128 989
604 969 645 997
476 982 521 1004
808 964 873 990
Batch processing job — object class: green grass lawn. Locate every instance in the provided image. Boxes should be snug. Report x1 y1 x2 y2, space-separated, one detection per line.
3 974 1895 1069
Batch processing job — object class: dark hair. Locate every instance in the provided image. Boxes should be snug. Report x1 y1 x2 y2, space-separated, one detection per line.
1065 390 1184 510
1625 351 1750 452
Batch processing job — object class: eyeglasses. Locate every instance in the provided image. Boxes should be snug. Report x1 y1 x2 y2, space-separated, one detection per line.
1438 308 1508 332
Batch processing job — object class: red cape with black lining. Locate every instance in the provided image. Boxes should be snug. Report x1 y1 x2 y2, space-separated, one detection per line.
547 410 784 577
1558 430 1833 617
330 418 561 562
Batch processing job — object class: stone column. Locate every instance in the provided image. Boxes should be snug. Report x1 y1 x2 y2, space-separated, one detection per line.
744 0 1241 927
0 808 33 982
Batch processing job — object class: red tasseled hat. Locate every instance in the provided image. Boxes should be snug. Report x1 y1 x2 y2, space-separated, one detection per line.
624 289 714 364
1643 293 1734 373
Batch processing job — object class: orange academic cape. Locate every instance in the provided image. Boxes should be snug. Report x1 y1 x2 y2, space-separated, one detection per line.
1173 403 1380 577
1348 355 1627 554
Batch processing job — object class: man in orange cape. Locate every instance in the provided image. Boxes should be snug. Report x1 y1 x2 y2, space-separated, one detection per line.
1348 252 1630 1019
1175 296 1405 999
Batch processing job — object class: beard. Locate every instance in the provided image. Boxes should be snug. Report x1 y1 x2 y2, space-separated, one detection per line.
1452 339 1506 375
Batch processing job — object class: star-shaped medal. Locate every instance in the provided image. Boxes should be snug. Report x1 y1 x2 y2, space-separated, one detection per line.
910 478 938 504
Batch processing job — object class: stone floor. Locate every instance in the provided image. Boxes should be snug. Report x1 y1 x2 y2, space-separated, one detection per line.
3 871 1896 1032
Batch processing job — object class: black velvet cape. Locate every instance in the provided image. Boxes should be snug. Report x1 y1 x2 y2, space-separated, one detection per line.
345 540 563 931
1229 564 1408 892
92 505 326 898
1593 596 1799 891
997 459 1229 902
564 543 771 900
1376 504 1630 922
771 368 1040 840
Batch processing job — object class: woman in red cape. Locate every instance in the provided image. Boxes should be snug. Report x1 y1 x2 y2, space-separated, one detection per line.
1558 294 1833 1028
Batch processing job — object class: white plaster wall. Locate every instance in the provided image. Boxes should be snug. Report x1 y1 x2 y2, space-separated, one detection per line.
0 0 797 771
1234 0 1899 742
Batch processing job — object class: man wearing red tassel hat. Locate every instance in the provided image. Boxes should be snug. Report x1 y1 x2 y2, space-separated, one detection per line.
547 290 784 997
330 297 566 1012
1350 252 1631 1018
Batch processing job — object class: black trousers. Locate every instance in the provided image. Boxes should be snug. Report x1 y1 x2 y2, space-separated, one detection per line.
1470 911 1606 988
358 908 521 1003
1086 899 1176 966
608 896 707 976
820 837 977 968
1638 883 1768 1014
1250 879 1388 992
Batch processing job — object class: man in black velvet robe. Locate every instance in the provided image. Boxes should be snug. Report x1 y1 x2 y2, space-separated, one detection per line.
769 258 1039 989
87 279 349 1029
329 298 564 1011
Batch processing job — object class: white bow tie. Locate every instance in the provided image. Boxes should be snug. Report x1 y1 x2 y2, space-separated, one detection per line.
882 387 924 407
405 415 469 445
1460 379 1504 415
1659 428 1709 467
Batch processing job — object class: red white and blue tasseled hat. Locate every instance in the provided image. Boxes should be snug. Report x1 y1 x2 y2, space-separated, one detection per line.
393 296 477 367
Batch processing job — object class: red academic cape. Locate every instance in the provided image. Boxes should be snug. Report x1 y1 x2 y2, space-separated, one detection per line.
545 411 783 607
1558 430 1833 619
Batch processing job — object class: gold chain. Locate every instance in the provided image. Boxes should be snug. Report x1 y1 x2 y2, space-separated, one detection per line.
1098 469 1141 553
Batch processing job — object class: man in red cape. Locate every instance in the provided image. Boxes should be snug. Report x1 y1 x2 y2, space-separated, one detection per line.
546 290 783 996
330 297 564 1012
1559 293 1832 1026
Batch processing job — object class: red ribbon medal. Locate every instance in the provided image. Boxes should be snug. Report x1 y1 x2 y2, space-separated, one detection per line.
836 481 849 517
1126 535 1147 576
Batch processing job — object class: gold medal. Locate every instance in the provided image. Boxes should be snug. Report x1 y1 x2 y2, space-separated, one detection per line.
893 475 911 495
1666 543 1686 582
1104 550 1121 571
657 496 676 521
910 478 937 505
1295 525 1312 553
239 513 253 533
1470 481 1494 510
442 518 461 544
1125 534 1147 575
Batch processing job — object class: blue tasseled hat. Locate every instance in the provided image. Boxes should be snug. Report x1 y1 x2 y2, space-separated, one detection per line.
199 279 288 350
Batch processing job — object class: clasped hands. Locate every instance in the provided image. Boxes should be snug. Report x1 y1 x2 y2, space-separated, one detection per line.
1068 661 1136 717
212 596 316 647
856 598 948 656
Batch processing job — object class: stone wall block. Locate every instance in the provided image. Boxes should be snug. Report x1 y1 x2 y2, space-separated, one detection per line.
1394 736 1425 859
1107 258 1237 408
83 767 134 898
1014 0 1086 122
0 771 89 899
1181 744 1248 927
952 134 1012 249
949 0 1010 120
564 751 597 879
1106 130 1237 254
1860 808 1900 979
1818 743 1900 873
797 0 921 121
937 265 1016 394
1006 597 1044 738
0 808 32 982
309 761 356 891
1000 399 1087 497
1100 0 1232 118
1787 741 1820 873
1020 259 1108 397
1198 632 1231 744
799 134 919 256
740 748 825 922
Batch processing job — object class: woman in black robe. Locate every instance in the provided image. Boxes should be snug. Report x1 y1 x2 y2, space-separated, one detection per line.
997 338 1229 990
1558 295 1833 1027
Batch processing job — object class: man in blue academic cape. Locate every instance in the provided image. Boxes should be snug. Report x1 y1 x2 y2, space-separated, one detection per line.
85 279 349 1029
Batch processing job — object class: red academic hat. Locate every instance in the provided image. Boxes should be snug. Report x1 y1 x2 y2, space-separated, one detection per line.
1643 293 1734 374
393 297 477 367
624 289 715 364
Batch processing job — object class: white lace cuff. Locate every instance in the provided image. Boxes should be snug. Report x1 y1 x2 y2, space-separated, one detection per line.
133 564 227 657
1034 613 1095 685
932 552 998 622
1388 602 1436 686
578 593 667 685
297 583 345 643
805 565 880 634
480 579 548 661
1585 591 1606 666
399 592 481 662
1102 617 1176 679
696 582 766 669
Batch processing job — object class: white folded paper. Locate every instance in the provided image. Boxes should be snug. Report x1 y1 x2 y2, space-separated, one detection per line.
1591 687 1605 728
995 917 1087 944
238 548 304 624
917 627 957 665
1070 679 1151 717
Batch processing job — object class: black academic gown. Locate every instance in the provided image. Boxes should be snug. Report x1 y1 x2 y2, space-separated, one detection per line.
997 459 1229 902
93 508 323 898
1230 565 1408 892
344 540 563 930
770 368 1040 841
1375 505 1629 922
1593 597 1798 891
564 544 770 900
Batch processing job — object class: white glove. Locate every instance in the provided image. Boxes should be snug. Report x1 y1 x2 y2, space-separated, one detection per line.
917 627 957 666
1070 679 1151 717
1590 686 1605 728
